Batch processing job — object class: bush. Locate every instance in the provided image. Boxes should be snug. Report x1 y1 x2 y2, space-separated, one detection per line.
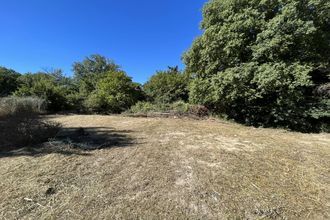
144 66 189 103
65 93 85 112
84 71 144 113
0 97 60 151
15 73 70 111
127 101 209 118
0 96 46 117
188 105 209 118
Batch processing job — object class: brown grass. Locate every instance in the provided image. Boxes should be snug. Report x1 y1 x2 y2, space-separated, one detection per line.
0 115 60 152
0 115 329 219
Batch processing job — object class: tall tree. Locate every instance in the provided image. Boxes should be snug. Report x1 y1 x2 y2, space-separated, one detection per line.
184 0 329 131
73 54 120 95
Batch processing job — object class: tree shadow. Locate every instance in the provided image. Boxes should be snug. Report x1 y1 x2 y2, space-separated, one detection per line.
0 116 136 158
54 127 135 150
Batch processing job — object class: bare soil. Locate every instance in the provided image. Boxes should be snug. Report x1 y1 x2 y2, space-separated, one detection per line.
0 115 329 219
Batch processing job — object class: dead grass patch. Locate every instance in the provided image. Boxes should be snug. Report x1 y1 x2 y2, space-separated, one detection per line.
0 115 329 219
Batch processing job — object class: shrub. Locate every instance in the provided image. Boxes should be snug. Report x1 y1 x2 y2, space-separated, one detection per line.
0 96 46 117
126 101 209 118
0 97 60 151
128 101 157 114
15 73 70 111
65 93 85 112
84 71 144 113
144 66 189 103
188 105 209 118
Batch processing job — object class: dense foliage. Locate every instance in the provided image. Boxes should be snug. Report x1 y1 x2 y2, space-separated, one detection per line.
85 71 144 113
144 66 189 103
14 72 72 111
73 54 121 96
184 0 329 131
1 55 144 113
0 67 20 97
72 55 144 113
127 101 209 117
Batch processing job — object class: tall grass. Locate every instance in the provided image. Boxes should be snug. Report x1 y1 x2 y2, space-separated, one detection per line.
0 96 46 117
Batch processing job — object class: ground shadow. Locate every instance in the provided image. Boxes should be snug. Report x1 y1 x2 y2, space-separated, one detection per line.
54 127 135 150
0 116 136 158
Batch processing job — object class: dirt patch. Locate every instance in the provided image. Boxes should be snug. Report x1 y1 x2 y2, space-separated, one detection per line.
0 115 329 219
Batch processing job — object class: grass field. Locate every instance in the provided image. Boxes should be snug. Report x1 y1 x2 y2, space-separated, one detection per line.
0 115 329 219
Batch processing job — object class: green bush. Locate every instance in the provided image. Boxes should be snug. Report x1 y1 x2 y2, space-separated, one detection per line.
144 66 189 103
127 101 209 117
128 101 157 114
14 73 70 111
65 92 85 112
84 71 144 113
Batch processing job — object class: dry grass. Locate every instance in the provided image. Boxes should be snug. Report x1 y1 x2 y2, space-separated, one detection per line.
0 97 45 118
0 96 59 151
0 115 329 219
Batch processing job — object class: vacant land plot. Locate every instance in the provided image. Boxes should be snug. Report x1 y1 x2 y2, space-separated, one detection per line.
0 115 329 219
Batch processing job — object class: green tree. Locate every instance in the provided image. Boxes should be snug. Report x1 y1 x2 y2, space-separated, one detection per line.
0 67 21 96
144 66 189 103
73 54 120 95
184 0 330 131
84 71 143 113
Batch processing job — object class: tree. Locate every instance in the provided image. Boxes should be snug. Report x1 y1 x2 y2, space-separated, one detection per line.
73 54 120 95
144 66 189 103
84 71 144 113
184 0 330 131
0 67 20 96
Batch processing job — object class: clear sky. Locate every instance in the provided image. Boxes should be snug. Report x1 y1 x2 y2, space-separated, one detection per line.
0 0 206 83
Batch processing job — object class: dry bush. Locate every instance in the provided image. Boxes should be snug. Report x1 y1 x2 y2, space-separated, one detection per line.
0 96 46 118
188 105 209 117
0 97 60 151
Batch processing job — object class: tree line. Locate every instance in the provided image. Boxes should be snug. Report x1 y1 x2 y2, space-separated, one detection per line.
0 55 188 113
0 0 329 132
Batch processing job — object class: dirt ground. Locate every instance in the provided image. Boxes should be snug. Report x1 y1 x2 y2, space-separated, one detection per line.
0 115 329 219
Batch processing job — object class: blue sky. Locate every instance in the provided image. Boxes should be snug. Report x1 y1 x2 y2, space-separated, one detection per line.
0 0 206 83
